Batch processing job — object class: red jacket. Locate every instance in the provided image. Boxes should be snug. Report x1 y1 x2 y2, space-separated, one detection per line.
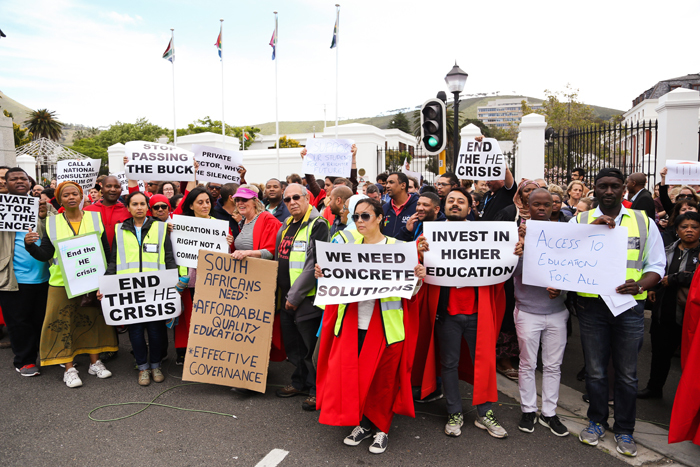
230 211 281 257
84 200 131 247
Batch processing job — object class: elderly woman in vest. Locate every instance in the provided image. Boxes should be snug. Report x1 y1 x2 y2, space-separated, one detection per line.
25 181 117 388
315 197 425 455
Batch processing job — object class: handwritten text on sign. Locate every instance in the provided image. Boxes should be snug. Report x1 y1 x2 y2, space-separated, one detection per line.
301 138 354 178
183 252 278 392
192 144 243 185
522 220 628 295
314 241 419 306
666 159 700 185
455 138 506 181
124 141 195 182
56 232 107 299
56 159 101 191
170 215 229 268
0 194 39 232
423 221 519 287
99 270 181 325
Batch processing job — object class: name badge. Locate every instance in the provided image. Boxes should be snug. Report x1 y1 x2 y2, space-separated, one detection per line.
293 241 306 252
143 243 159 254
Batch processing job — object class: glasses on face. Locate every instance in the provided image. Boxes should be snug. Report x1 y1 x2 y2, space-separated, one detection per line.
435 182 450 187
209 186 221 191
234 197 251 203
152 204 169 211
677 194 693 200
148 183 158 188
351 213 373 223
284 194 302 204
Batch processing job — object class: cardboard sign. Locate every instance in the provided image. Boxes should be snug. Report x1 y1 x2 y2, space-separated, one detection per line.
314 241 419 306
0 194 39 232
522 220 628 296
111 172 145 196
423 221 518 287
192 144 243 185
170 215 229 268
666 159 700 185
99 270 181 325
301 138 354 177
124 141 195 182
455 138 506 181
182 252 278 392
56 232 107 298
56 159 101 191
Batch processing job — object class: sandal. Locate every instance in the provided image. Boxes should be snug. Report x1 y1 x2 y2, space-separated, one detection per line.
497 366 519 380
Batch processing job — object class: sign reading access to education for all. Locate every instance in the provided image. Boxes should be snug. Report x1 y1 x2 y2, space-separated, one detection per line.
314 241 419 306
192 144 243 185
183 251 278 392
111 172 145 196
522 220 628 295
0 194 39 232
124 141 195 182
170 215 229 268
455 138 506 181
56 232 107 299
301 138 354 178
423 221 519 287
666 159 700 185
99 270 181 325
56 159 101 191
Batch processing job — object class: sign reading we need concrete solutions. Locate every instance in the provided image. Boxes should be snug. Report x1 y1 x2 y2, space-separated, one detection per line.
0 194 39 232
99 270 181 325
455 138 506 181
124 141 195 182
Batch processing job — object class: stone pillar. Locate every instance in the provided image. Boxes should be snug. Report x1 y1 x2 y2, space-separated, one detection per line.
108 143 126 173
0 114 16 167
460 123 483 139
655 88 700 177
16 154 37 181
516 114 546 182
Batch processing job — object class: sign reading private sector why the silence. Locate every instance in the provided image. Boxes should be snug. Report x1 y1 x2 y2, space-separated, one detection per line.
455 138 506 181
522 220 628 296
183 251 278 392
192 144 243 185
170 215 229 268
314 241 419 306
124 141 195 182
301 138 354 178
423 221 519 287
99 270 181 325
666 159 700 185
56 159 101 191
56 232 107 299
0 194 39 232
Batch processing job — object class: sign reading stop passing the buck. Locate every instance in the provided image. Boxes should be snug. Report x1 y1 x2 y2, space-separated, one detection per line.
124 141 195 181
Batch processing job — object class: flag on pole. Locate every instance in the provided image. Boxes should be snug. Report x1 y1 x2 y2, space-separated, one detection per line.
162 38 174 62
269 18 277 60
243 132 250 141
215 25 222 59
330 16 338 49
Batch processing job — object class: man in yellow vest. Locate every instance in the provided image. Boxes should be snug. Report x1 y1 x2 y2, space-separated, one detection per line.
274 183 330 411
570 167 665 457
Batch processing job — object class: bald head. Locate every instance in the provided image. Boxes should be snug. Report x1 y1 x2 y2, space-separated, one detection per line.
627 172 647 196
330 185 353 217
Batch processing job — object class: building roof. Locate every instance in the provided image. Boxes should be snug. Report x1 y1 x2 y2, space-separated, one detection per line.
632 73 700 107
15 137 88 165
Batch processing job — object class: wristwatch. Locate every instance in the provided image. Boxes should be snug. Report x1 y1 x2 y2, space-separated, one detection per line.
637 283 644 294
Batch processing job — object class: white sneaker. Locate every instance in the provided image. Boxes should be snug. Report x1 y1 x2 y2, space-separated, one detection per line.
63 368 83 388
88 360 112 379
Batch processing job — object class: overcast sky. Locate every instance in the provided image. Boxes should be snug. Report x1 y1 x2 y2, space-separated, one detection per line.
1 0 697 130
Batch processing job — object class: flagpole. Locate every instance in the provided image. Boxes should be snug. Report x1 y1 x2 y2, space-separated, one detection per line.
220 19 225 149
274 11 279 176
171 28 177 145
335 4 340 139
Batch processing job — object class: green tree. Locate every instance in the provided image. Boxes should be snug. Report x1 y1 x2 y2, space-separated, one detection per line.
3 110 32 147
24 109 64 141
73 127 101 142
68 138 108 171
521 85 596 132
177 116 261 149
460 118 493 138
388 112 412 133
96 118 168 147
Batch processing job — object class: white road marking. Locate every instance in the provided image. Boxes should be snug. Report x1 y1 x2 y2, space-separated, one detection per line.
254 448 289 467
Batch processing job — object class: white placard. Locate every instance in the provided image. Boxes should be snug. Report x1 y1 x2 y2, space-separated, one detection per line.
314 241 419 306
170 215 229 268
0 194 39 232
522 220 628 296
666 160 700 185
56 232 107 298
111 172 146 196
423 221 519 287
455 138 506 181
56 159 101 191
124 141 195 182
99 270 182 325
192 144 244 185
301 138 354 177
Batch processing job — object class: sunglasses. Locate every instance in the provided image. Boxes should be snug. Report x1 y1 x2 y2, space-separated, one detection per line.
283 194 302 203
351 213 373 223
677 194 693 199
152 204 169 211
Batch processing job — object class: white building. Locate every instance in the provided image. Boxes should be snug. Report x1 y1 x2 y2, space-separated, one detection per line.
477 98 543 128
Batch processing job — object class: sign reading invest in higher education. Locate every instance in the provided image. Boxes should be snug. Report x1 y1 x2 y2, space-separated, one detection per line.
0 194 39 232
170 215 229 268
56 232 107 299
124 141 195 182
455 138 506 181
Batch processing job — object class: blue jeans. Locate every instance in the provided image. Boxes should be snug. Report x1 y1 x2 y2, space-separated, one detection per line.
128 321 167 370
577 297 644 434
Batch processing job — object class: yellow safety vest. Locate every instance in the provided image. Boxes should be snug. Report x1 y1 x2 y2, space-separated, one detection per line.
576 209 649 300
281 207 329 297
331 228 363 244
114 220 168 274
333 236 406 345
46 211 104 287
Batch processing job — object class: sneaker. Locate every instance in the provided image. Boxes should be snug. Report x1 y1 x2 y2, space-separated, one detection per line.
175 354 185 366
343 426 373 446
445 412 464 437
138 369 151 386
416 388 444 404
615 433 638 457
152 368 165 383
518 412 537 433
59 362 77 368
474 410 508 438
88 360 112 379
275 384 306 398
16 364 40 377
539 414 569 437
369 431 388 454
579 421 605 446
301 396 316 411
63 368 82 388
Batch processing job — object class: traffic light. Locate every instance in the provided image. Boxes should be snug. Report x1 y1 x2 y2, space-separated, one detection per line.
420 98 446 155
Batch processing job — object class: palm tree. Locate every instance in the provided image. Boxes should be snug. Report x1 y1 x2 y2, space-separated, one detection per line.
24 109 64 141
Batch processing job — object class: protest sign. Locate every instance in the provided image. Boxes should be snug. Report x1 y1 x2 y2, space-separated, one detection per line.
301 138 354 177
182 251 278 392
423 221 518 287
170 215 229 268
455 138 506 181
401 157 422 183
314 241 419 306
192 144 243 185
99 270 181 325
56 159 101 191
111 172 145 195
0 194 39 232
522 220 628 296
666 159 700 185
56 232 107 298
124 141 195 182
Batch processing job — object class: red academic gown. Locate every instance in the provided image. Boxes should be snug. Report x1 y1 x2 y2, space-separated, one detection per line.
84 200 131 247
669 271 700 445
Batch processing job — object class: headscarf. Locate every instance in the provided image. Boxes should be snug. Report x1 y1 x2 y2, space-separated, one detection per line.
345 194 369 230
148 194 172 211
55 181 83 205
513 179 539 221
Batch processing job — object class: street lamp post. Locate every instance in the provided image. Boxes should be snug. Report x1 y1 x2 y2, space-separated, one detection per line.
444 62 468 169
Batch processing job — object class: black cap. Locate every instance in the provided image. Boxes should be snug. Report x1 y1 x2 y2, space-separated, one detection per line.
594 167 625 183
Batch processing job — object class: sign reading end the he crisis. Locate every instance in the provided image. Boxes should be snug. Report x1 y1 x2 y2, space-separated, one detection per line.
183 251 278 393
455 138 506 181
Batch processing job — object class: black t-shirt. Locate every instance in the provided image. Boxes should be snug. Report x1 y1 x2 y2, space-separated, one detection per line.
479 183 517 221
277 220 302 291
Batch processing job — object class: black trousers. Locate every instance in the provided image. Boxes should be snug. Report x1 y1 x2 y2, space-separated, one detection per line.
647 319 682 392
0 282 49 368
280 310 321 396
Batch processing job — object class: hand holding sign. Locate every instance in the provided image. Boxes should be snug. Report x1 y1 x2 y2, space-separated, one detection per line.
124 141 195 182
666 160 700 185
456 138 506 181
